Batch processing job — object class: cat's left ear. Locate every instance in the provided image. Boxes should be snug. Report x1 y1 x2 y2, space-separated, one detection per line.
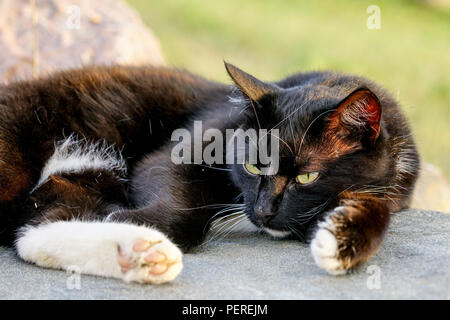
224 62 279 102
329 87 382 143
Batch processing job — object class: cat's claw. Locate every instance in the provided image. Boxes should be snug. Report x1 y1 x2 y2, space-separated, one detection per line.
117 238 183 284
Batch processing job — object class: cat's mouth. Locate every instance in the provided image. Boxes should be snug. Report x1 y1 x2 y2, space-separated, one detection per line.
262 227 292 239
244 208 292 238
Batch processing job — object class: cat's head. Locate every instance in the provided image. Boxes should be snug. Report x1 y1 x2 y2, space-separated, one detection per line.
225 62 390 239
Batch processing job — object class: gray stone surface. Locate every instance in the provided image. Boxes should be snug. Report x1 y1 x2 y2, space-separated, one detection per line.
0 209 448 300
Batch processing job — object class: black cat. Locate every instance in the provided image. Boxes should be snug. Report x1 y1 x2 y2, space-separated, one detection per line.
0 63 419 283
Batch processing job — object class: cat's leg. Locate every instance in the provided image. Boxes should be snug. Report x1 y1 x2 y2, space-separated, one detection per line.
14 136 183 284
16 221 183 284
106 203 216 252
110 155 239 252
310 192 390 275
17 173 183 284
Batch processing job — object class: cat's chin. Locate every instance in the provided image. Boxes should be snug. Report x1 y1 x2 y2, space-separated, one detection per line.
263 227 292 239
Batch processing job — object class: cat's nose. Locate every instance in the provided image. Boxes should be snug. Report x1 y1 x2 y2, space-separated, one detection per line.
254 206 276 224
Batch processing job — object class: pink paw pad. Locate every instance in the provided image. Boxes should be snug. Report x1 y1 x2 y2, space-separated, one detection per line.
118 239 173 276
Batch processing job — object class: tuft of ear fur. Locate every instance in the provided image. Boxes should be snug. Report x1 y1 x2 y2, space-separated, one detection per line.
328 88 382 143
224 62 279 102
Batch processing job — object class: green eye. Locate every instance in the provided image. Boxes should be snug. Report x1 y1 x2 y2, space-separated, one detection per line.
296 172 319 185
244 162 262 175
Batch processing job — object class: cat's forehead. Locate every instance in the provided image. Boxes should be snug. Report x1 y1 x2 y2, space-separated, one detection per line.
269 86 351 142
277 85 343 117
270 88 336 137
271 87 346 171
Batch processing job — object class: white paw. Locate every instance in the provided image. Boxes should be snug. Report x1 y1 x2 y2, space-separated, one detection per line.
310 226 346 275
16 221 183 284
117 235 183 284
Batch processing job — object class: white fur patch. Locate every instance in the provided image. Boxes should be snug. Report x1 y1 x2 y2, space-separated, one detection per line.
228 95 246 105
15 221 183 284
227 87 249 106
310 216 346 275
392 135 419 183
397 145 419 178
33 135 126 191
263 227 292 238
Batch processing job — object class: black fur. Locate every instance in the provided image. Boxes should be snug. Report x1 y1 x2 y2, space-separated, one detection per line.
0 63 419 269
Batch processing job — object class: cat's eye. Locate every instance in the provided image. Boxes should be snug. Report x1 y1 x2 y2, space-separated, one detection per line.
296 172 319 185
244 162 262 175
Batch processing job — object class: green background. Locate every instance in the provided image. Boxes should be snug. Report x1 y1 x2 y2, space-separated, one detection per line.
127 0 450 178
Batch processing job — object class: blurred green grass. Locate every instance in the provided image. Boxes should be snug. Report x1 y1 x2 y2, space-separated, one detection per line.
127 0 450 179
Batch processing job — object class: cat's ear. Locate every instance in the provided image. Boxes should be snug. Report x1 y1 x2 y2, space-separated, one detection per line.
224 62 279 102
329 88 382 142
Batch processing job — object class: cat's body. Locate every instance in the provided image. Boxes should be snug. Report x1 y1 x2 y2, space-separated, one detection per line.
0 64 419 283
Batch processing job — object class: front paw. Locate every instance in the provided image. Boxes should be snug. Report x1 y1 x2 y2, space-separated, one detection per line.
310 226 347 275
310 205 377 275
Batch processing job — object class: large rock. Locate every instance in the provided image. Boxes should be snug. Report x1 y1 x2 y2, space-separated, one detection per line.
0 0 165 83
0 209 448 299
419 0 450 9
411 162 450 213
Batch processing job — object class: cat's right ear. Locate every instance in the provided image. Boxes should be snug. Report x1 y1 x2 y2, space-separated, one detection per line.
224 62 279 102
